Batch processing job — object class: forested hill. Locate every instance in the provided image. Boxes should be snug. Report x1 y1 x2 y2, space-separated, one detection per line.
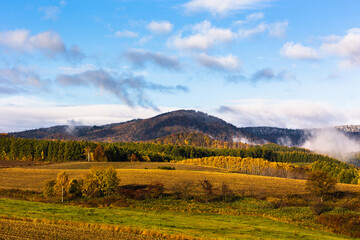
9 110 262 143
8 109 360 146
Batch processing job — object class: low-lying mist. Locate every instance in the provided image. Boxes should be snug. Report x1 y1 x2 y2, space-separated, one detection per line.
301 128 360 162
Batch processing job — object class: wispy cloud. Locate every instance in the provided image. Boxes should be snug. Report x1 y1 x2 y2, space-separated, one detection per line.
56 69 188 107
195 53 241 71
183 0 273 16
0 66 47 95
114 30 139 38
238 20 288 38
226 68 295 84
124 48 182 71
39 1 66 20
233 12 265 25
39 6 61 20
147 20 173 34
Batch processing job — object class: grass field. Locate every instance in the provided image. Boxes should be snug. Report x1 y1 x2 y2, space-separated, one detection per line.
1 161 360 239
0 198 355 240
0 162 360 196
0 216 153 240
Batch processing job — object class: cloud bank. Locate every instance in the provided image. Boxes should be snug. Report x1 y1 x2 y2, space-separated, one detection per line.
216 99 359 129
302 128 360 161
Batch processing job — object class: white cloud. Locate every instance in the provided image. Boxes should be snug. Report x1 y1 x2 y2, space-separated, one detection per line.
169 20 236 51
281 42 320 60
320 28 360 68
147 21 173 34
195 53 241 71
215 99 359 129
114 30 139 38
0 29 65 57
183 0 273 16
0 99 176 132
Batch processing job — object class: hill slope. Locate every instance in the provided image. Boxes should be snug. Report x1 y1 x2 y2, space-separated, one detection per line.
10 110 360 146
10 110 261 143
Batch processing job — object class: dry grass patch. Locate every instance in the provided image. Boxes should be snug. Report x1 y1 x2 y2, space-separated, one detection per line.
26 161 226 172
0 167 359 196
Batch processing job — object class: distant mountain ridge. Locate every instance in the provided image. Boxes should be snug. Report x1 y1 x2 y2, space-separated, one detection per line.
8 109 360 146
10 110 261 143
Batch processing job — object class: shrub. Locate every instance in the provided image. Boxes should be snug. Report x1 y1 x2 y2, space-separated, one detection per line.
199 179 215 203
171 180 193 200
219 182 235 202
310 200 330 215
156 166 175 170
145 182 165 198
118 183 164 200
317 213 360 237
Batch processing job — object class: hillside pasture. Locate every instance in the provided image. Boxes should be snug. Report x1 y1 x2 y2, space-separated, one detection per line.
0 162 359 196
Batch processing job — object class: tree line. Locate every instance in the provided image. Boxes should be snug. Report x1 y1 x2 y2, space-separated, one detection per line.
0 135 341 164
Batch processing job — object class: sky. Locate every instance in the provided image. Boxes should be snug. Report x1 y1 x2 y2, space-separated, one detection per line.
1 0 360 132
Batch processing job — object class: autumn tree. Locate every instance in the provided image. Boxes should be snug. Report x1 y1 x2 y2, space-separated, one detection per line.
55 171 69 202
306 171 337 202
93 145 107 162
82 167 119 198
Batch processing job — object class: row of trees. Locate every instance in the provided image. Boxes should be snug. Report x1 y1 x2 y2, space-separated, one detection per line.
178 156 306 179
0 136 339 164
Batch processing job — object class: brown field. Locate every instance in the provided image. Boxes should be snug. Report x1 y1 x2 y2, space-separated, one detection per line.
0 160 40 168
0 162 359 196
0 217 156 240
25 161 227 172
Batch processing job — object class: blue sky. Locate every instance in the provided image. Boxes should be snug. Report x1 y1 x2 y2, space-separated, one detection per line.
1 0 360 132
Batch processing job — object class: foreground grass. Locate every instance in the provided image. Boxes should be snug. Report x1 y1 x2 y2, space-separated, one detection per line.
0 217 152 240
0 198 354 240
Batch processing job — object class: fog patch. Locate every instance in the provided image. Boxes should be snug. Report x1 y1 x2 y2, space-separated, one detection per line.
301 128 360 161
66 119 83 135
